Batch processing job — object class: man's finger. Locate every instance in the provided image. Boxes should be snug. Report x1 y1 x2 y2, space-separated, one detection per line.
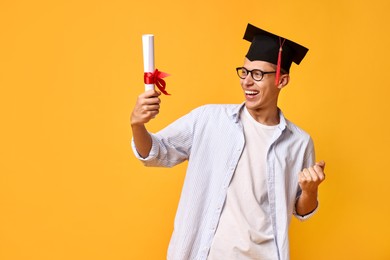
315 160 326 171
302 169 312 181
307 167 320 182
313 164 326 182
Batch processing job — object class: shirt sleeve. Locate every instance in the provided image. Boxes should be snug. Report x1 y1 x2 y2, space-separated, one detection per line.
131 106 205 167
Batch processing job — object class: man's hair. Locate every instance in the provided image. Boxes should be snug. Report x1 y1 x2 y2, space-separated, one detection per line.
270 64 288 75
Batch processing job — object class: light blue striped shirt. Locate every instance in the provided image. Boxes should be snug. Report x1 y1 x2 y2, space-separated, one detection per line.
132 103 317 260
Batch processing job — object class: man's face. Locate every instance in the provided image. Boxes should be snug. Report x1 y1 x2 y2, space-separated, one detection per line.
240 58 282 112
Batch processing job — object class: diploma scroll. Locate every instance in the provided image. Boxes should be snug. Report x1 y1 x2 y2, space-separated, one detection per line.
142 34 155 91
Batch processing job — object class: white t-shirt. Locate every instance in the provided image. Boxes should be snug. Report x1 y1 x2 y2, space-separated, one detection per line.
207 107 278 260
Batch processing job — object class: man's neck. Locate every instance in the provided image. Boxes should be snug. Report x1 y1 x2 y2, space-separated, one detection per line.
245 106 280 126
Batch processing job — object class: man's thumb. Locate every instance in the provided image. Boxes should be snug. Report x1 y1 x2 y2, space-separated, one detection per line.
315 160 326 170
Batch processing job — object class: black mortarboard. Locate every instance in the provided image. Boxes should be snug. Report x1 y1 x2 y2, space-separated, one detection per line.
243 23 308 84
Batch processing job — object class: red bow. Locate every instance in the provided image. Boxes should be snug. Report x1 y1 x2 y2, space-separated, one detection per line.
144 69 170 95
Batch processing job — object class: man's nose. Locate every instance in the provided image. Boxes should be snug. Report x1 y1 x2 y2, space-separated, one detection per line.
242 72 254 85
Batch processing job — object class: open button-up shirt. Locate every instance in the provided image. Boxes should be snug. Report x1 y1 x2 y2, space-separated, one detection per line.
132 103 317 260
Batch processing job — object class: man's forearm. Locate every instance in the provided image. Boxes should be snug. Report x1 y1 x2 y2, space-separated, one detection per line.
296 161 325 216
130 89 161 158
131 124 152 158
295 190 318 216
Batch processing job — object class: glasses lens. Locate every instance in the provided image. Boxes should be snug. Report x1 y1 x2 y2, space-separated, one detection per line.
251 70 263 81
237 68 247 79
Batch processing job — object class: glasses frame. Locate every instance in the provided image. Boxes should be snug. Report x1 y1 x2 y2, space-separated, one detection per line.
236 67 276 81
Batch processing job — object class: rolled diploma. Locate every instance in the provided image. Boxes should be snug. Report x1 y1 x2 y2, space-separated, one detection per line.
142 34 155 91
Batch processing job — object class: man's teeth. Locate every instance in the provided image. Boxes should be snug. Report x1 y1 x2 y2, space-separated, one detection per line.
245 90 259 95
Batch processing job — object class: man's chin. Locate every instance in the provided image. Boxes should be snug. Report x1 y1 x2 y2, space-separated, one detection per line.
245 100 260 109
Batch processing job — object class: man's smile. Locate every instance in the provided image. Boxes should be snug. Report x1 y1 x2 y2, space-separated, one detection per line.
245 90 259 98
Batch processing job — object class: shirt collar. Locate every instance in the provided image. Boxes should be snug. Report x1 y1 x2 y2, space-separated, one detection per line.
230 103 246 123
230 102 292 133
278 109 290 132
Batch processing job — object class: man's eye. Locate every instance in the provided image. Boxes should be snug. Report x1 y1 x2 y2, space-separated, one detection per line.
252 70 262 77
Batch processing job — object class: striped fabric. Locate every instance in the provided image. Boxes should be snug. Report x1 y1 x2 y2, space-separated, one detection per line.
131 103 317 260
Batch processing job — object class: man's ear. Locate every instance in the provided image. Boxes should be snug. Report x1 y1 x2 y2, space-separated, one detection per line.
277 74 290 89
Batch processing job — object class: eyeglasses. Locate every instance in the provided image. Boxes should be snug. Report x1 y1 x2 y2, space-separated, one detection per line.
236 67 276 81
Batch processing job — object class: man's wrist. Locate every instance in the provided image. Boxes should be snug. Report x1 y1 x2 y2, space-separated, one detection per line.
300 189 318 199
130 119 145 128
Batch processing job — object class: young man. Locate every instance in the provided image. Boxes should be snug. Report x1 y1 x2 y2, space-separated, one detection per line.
131 23 325 260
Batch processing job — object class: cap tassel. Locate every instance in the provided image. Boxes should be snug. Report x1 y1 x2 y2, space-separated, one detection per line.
275 37 286 86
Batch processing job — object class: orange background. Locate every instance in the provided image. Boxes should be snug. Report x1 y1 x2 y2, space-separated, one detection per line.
1 0 390 259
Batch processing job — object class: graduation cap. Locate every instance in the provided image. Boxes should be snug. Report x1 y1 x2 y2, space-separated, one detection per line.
243 23 308 85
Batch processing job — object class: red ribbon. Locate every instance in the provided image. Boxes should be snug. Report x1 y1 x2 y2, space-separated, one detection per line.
144 69 170 95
